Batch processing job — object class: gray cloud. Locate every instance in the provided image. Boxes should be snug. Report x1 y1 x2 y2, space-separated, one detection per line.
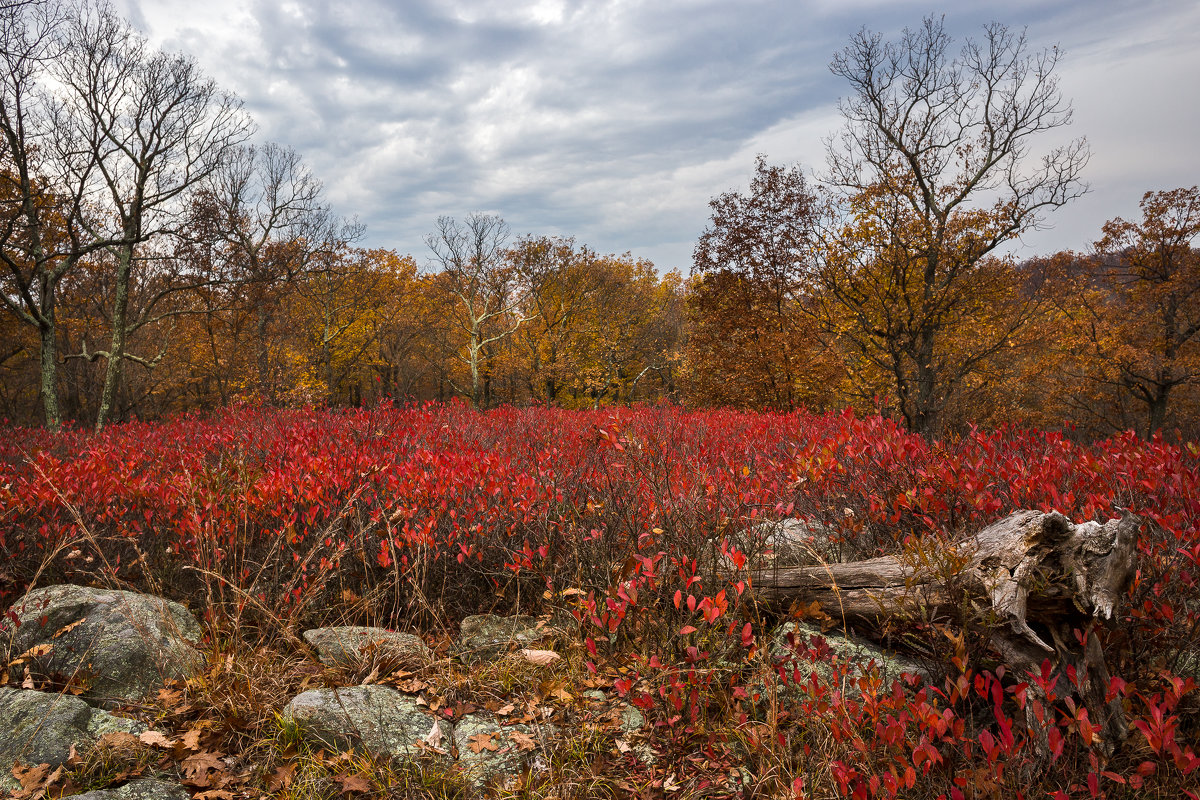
116 0 1200 271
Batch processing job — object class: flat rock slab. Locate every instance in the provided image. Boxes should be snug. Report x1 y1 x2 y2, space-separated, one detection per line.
453 714 549 789
302 626 431 668
71 778 191 800
282 685 451 760
457 614 542 664
772 622 929 687
0 687 145 794
2 585 204 706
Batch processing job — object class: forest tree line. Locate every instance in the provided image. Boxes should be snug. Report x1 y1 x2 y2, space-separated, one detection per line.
3 3 1198 438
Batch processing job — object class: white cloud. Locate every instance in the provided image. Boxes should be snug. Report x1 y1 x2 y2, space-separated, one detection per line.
111 0 1200 270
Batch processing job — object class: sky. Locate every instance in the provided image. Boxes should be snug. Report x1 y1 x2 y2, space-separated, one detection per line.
113 0 1200 273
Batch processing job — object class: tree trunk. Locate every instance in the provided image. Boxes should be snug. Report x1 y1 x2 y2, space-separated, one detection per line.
255 306 271 399
38 310 60 431
95 245 134 431
749 509 1140 749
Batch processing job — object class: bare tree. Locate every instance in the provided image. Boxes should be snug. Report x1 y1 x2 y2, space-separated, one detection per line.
819 16 1089 435
194 142 359 400
425 213 529 409
0 0 88 428
53 2 251 428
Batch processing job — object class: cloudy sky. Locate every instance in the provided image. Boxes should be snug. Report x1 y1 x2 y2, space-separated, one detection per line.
114 0 1200 272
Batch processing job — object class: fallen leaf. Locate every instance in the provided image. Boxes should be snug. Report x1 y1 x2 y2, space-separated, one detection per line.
520 649 561 666
180 751 224 787
509 731 537 752
495 703 515 716
179 728 204 752
95 731 141 751
615 739 632 754
138 731 173 748
194 791 234 800
267 764 295 791
13 762 50 792
335 773 372 794
423 719 444 750
394 678 429 693
52 620 84 639
44 766 64 787
11 643 53 664
467 732 498 753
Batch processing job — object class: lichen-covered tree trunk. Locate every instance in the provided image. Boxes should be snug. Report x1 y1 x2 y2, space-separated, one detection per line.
95 245 134 431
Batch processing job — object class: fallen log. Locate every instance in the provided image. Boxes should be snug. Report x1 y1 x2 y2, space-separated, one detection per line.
749 509 1141 750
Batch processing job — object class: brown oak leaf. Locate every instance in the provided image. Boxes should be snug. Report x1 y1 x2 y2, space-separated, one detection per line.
520 648 561 666
509 731 537 752
467 732 498 753
138 731 173 748
336 773 373 794
180 751 224 787
267 763 296 792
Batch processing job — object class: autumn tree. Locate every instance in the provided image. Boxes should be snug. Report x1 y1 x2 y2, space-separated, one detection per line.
365 252 441 400
687 157 838 410
1047 189 1200 437
294 245 393 403
425 213 529 409
52 3 250 428
557 253 680 407
509 235 607 404
820 17 1088 435
0 0 103 428
188 142 361 402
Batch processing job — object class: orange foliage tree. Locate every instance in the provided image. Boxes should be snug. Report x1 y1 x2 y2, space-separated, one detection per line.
1049 189 1200 437
820 17 1088 435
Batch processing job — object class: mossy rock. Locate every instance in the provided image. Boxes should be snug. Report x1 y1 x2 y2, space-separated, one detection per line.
281 685 451 760
2 585 203 707
0 687 145 794
302 626 432 669
456 615 542 664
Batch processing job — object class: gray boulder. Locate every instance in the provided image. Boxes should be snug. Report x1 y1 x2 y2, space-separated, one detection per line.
302 626 432 669
71 778 191 800
0 687 145 794
456 615 541 664
751 518 833 566
453 715 549 790
2 585 204 706
281 685 451 759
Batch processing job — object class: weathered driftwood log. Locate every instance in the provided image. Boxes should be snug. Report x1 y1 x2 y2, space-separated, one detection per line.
750 509 1141 749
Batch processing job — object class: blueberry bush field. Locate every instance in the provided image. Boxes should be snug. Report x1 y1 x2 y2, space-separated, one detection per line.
1 402 1197 799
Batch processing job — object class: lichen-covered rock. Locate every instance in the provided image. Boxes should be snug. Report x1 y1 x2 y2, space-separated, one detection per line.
582 690 644 733
770 622 930 688
0 687 145 794
746 518 833 567
281 685 450 760
2 585 204 706
302 626 432 668
70 778 191 800
453 715 549 789
456 615 541 664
